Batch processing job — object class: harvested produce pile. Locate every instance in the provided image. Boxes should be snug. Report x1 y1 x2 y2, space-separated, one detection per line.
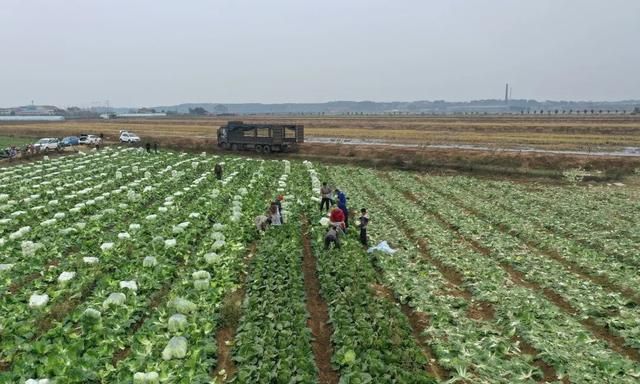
0 148 639 383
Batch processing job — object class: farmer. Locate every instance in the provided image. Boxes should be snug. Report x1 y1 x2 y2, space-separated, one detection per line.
268 202 282 226
255 215 270 232
274 195 284 223
335 188 349 228
154 142 158 153
146 142 151 153
358 208 369 246
324 225 341 250
8 146 17 162
214 163 223 180
329 203 346 233
320 182 333 212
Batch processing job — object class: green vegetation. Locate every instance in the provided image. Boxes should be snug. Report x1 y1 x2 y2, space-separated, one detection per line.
0 135 33 148
0 149 639 383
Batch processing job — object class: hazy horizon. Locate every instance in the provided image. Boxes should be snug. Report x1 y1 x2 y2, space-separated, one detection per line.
2 0 639 108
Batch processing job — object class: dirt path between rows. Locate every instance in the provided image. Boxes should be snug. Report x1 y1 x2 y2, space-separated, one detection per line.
300 216 340 384
370 277 449 381
212 243 257 381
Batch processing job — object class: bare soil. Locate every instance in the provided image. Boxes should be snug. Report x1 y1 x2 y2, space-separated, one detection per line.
300 216 340 384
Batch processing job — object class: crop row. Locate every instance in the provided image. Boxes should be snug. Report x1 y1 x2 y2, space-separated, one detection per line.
305 162 436 383
393 172 640 353
104 159 279 383
232 161 319 383
340 167 640 383
0 150 170 235
0 152 190 295
328 166 549 383
448 177 640 245
1 154 251 382
0 153 201 312
436 176 640 267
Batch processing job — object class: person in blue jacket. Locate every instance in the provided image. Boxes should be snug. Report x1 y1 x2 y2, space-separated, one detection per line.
334 188 349 228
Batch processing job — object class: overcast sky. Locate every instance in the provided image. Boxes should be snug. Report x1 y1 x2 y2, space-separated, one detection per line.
1 0 639 107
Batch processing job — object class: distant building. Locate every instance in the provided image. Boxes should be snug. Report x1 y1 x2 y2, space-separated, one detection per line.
446 105 511 114
0 116 65 121
14 105 61 116
101 112 167 119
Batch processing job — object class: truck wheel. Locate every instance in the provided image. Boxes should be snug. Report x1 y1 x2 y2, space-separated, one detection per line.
222 142 230 150
255 145 262 153
262 145 271 154
231 143 238 151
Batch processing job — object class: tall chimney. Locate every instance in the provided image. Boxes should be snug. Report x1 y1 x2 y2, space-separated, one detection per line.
505 83 509 104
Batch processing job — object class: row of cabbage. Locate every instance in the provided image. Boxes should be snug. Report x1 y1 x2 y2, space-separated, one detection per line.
231 160 320 383
108 158 280 383
0 150 183 294
337 167 640 383
398 173 640 352
307 163 436 383
0 151 201 348
327 166 549 383
430 176 640 267
0 149 159 236
3 152 222 381
0 152 282 382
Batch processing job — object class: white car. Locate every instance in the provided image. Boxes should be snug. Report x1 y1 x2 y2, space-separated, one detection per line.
33 138 60 151
120 131 140 143
86 135 102 145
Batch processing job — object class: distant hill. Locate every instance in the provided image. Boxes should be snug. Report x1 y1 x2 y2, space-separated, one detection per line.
5 100 639 116
150 100 640 115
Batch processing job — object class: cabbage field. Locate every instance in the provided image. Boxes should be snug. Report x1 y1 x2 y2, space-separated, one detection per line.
1 148 640 383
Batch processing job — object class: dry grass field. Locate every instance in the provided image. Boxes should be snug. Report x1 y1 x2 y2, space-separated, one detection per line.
2 115 640 178
1 115 640 151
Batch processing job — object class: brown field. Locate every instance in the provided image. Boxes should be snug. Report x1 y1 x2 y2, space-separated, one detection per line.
1 115 640 151
2 115 640 177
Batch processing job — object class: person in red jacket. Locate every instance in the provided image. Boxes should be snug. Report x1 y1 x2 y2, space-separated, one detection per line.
329 203 345 230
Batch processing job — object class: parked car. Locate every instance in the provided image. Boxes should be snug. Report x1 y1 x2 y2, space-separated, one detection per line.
78 134 89 145
61 136 80 147
33 138 60 151
86 135 102 145
120 131 140 143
